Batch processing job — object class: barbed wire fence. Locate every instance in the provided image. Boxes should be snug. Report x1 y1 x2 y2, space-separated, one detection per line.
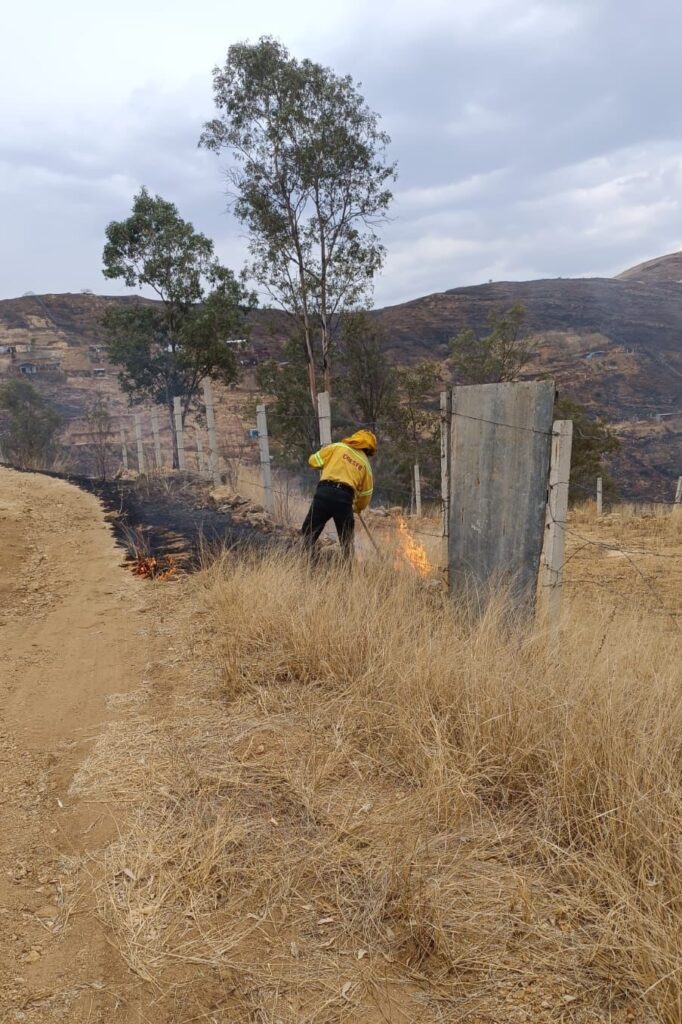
94 385 679 629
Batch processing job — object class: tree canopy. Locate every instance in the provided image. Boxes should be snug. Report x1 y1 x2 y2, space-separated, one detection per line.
101 188 253 465
554 396 620 503
257 311 441 504
0 379 63 469
335 311 396 432
449 303 533 384
200 37 396 413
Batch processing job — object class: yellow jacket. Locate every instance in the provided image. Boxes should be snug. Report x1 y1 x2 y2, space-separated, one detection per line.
308 430 376 512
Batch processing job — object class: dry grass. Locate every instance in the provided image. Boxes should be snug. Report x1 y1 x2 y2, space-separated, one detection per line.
73 511 682 1022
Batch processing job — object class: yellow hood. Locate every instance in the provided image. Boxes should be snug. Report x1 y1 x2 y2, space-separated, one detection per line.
341 429 377 455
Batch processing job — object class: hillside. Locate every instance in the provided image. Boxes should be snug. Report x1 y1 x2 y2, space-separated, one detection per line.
372 272 682 500
616 249 682 285
0 255 680 499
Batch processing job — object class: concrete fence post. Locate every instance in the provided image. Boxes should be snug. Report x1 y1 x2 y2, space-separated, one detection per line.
134 413 145 474
673 476 682 517
173 397 186 471
202 379 221 488
448 380 555 611
440 390 451 571
256 403 274 515
120 427 128 472
151 408 162 469
540 420 573 636
317 391 332 447
597 476 603 516
413 463 422 518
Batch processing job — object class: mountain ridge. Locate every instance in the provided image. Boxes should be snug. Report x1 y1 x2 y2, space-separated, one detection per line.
1 254 680 500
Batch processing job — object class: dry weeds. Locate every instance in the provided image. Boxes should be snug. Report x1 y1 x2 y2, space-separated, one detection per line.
73 510 682 1022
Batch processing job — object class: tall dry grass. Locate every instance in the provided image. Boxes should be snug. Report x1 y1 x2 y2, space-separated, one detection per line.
74 538 682 1022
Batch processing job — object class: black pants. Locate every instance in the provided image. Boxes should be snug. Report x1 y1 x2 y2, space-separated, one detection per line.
301 481 355 560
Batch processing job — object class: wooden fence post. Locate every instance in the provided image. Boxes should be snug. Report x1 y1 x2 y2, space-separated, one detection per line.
596 476 603 516
151 408 162 469
317 391 332 447
440 391 451 571
120 427 128 472
413 463 422 518
540 420 573 635
256 403 274 515
173 397 186 471
202 379 221 488
134 413 145 474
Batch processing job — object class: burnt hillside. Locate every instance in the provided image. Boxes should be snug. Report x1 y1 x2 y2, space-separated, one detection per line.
1 255 680 500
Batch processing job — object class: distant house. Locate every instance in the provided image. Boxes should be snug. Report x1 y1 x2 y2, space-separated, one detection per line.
17 359 62 376
93 367 107 379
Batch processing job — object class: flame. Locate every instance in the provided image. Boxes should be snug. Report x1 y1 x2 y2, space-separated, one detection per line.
129 555 179 581
396 516 431 577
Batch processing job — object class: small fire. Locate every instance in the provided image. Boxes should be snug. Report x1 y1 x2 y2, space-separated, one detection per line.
396 516 431 577
129 555 179 581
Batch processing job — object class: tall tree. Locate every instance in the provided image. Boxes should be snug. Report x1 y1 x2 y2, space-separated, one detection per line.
335 311 396 431
200 37 396 413
255 336 319 466
101 188 253 466
554 396 620 503
0 379 63 469
449 303 533 384
386 362 441 464
378 362 441 504
83 395 114 480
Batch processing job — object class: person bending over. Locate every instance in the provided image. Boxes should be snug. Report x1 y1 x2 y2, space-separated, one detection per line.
301 430 377 561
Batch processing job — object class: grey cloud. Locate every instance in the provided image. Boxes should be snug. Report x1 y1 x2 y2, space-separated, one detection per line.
2 0 682 308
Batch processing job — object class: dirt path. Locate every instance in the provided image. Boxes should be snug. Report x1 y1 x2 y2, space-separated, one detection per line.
0 467 161 1022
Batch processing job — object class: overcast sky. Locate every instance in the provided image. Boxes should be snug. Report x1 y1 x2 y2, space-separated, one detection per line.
2 0 681 306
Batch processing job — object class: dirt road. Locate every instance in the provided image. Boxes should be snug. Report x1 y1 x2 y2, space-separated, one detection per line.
0 467 160 1022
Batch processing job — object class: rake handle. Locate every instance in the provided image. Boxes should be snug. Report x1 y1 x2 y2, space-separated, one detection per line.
357 512 382 556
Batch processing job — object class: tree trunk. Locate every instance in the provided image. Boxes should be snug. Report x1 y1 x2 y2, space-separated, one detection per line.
306 356 318 428
168 399 179 469
300 318 318 425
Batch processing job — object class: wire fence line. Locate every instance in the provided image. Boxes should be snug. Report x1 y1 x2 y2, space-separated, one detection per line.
116 403 679 613
237 468 680 616
542 500 681 630
239 401 680 629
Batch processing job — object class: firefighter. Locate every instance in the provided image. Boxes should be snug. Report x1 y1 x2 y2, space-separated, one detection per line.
301 429 377 560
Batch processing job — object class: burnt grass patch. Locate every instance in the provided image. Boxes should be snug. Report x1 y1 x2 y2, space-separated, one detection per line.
74 474 287 570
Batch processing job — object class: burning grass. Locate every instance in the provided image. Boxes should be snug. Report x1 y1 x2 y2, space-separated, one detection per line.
128 553 180 580
74 517 682 1022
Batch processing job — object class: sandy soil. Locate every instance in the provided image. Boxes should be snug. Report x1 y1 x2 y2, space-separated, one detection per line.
0 467 161 1022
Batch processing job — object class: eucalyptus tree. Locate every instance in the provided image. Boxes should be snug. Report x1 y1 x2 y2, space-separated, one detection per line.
200 37 395 414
